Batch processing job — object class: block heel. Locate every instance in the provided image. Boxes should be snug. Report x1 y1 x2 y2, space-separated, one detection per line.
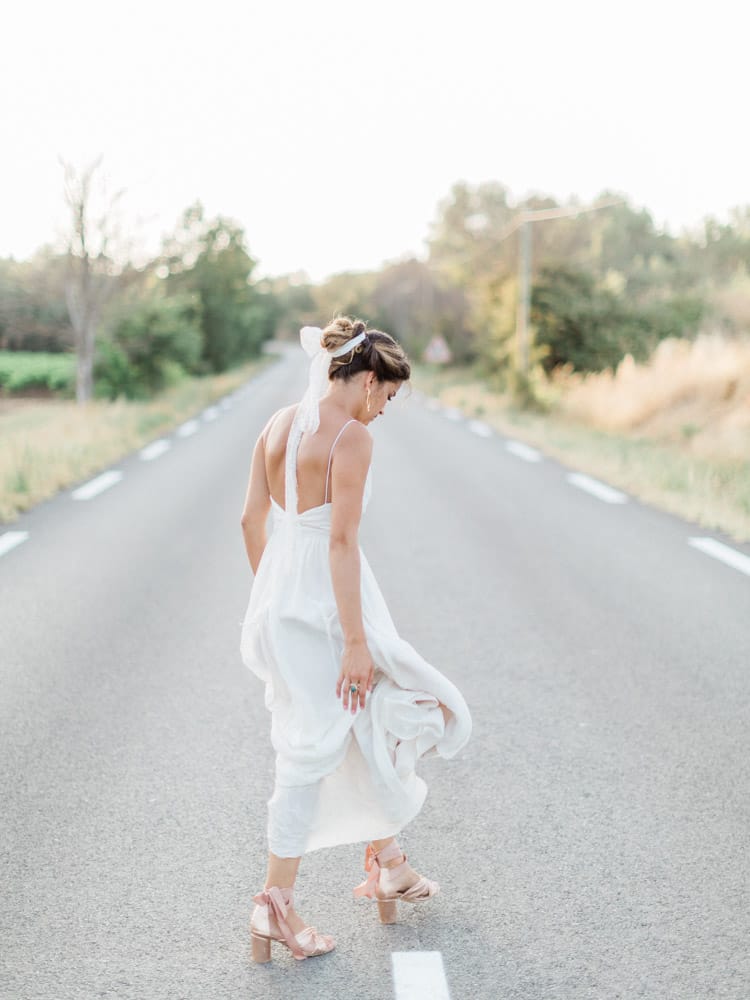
377 899 398 924
251 933 272 963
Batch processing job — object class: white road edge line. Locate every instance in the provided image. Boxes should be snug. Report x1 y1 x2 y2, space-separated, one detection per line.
688 537 750 578
468 419 493 437
177 419 200 437
392 951 451 1000
71 470 123 500
567 472 628 504
443 407 463 421
506 440 542 463
140 439 171 461
0 530 29 557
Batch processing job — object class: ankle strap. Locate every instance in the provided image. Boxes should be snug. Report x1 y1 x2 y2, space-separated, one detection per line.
374 840 404 864
352 841 406 899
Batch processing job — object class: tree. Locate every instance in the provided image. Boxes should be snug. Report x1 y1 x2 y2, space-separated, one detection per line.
0 250 71 352
531 265 653 373
94 286 202 399
61 156 128 403
370 258 474 363
161 203 269 372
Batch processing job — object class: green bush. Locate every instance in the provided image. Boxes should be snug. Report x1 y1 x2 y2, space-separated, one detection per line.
0 351 75 393
532 265 653 373
94 292 202 400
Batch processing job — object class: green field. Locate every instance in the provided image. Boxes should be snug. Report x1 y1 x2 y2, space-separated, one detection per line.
0 351 75 393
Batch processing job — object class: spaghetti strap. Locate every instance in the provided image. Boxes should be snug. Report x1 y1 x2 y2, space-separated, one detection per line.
324 419 357 504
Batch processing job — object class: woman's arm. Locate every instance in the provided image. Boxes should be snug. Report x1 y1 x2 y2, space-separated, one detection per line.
240 426 273 575
328 423 374 713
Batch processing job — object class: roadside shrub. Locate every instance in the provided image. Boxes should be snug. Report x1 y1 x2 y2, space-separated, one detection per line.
94 292 202 400
531 265 650 373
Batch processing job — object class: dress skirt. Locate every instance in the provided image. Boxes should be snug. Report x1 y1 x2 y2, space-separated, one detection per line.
240 497 472 857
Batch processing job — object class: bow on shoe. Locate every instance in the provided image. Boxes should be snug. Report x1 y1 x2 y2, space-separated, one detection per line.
353 843 381 899
252 887 306 959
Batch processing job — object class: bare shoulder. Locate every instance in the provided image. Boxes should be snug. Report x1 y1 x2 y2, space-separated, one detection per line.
335 419 373 466
261 403 297 441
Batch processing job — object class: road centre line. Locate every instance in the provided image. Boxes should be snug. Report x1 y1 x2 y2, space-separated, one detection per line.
391 951 451 1000
506 440 542 463
71 470 123 500
567 471 628 504
688 537 750 578
468 419 493 437
0 531 29 557
140 439 171 461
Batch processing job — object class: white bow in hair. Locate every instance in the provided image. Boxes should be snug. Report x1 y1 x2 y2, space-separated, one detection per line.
296 325 367 435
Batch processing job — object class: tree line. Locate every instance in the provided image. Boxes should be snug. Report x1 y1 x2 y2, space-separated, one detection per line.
2 170 749 404
279 183 750 398
0 161 278 402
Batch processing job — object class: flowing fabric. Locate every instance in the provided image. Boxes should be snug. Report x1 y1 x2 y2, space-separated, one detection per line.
240 361 472 855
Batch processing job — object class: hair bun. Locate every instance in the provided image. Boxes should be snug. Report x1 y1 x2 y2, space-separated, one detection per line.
352 320 367 337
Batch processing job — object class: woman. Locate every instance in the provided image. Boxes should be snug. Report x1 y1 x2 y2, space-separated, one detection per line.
239 316 472 963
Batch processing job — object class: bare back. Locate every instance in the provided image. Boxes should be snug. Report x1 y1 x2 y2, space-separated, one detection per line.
263 404 370 514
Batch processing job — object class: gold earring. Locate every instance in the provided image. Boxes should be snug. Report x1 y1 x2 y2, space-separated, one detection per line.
366 385 372 412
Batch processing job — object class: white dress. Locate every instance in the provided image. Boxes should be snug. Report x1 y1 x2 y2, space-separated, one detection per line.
240 415 472 857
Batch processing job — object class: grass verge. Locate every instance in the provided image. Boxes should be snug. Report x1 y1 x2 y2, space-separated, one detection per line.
0 355 277 524
410 361 750 545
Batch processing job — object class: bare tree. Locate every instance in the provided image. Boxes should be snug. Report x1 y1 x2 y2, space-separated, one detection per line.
61 156 125 403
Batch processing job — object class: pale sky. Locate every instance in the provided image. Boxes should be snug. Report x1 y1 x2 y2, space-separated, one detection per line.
2 0 747 282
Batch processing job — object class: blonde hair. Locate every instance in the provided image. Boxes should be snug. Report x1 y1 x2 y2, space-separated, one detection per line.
321 316 411 384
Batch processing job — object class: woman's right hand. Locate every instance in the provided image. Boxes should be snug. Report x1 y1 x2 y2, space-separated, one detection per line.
336 638 374 714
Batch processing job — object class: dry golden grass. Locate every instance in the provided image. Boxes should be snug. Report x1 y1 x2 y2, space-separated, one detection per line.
0 356 276 523
553 332 750 461
411 334 750 544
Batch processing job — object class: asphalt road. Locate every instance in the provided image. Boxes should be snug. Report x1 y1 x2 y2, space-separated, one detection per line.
1 346 749 1000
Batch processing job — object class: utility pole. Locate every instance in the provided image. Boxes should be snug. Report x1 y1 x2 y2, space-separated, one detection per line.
517 219 532 375
503 199 622 375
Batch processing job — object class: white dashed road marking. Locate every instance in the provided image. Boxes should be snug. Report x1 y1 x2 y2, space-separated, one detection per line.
219 397 232 410
426 398 442 411
506 440 542 463
468 419 492 437
71 470 123 500
0 531 29 557
567 472 628 504
391 951 451 1000
688 537 750 578
202 405 220 421
140 439 171 461
176 419 200 437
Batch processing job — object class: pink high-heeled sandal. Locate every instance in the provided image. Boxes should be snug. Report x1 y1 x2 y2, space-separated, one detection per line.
250 885 335 962
353 840 440 923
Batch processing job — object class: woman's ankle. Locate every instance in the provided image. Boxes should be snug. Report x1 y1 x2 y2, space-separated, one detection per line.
371 838 406 869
